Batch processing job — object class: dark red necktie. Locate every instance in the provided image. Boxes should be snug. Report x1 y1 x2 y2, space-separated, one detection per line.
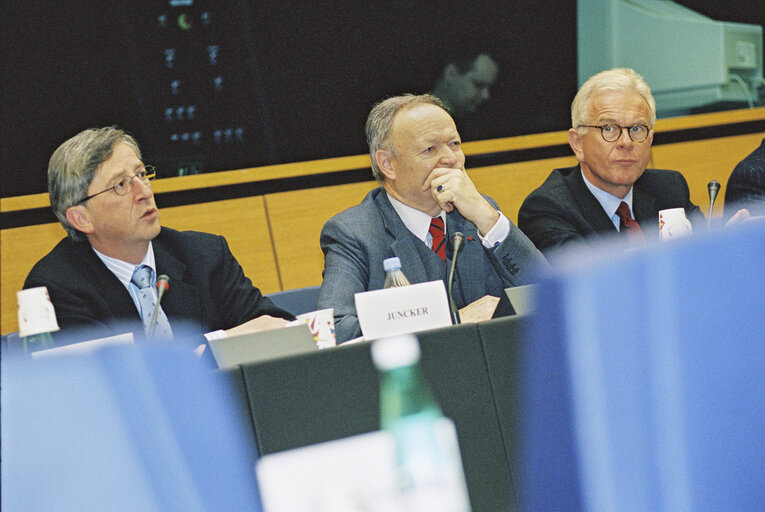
616 201 645 241
429 216 446 261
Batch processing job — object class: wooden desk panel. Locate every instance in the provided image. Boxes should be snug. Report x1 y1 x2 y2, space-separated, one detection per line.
265 182 378 290
160 196 281 293
651 132 765 217
1 223 67 335
469 156 578 224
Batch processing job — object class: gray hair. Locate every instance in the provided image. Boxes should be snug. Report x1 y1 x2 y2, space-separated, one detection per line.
365 93 445 183
48 126 142 241
571 68 656 131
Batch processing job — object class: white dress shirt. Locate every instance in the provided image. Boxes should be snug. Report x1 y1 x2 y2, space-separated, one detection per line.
386 193 510 249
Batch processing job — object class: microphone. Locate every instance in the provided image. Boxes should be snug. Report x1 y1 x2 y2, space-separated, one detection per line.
708 180 721 229
447 232 465 325
148 274 170 340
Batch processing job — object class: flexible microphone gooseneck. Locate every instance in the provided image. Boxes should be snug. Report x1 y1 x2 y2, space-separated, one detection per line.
448 232 465 325
707 180 721 229
148 274 170 340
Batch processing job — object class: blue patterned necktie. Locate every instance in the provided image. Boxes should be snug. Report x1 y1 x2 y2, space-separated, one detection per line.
131 265 173 341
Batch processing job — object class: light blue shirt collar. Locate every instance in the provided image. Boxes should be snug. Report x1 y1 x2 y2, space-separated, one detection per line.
92 244 156 312
581 169 635 231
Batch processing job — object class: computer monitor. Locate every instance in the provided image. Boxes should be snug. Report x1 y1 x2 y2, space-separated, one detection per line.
578 0 764 115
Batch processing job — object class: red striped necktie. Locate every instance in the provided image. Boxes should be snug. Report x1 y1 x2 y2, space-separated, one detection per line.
428 216 446 261
616 201 645 241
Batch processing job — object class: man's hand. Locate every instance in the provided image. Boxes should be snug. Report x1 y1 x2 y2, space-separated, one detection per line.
423 167 499 235
725 208 752 227
224 315 290 338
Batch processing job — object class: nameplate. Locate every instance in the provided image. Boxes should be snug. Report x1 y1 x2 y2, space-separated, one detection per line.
355 280 452 340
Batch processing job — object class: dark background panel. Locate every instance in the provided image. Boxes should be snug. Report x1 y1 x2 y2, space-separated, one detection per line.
1 1 762 197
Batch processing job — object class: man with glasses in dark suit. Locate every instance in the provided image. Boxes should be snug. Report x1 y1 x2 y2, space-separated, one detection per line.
24 126 292 348
518 68 711 261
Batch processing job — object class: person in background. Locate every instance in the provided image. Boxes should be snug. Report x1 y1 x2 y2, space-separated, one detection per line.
431 53 499 119
24 126 292 352
725 138 765 218
518 67 749 262
317 94 547 342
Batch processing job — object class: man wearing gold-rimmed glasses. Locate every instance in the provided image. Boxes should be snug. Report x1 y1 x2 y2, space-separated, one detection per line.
24 126 292 350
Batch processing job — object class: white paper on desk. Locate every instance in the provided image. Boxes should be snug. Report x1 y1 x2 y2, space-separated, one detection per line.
354 280 452 340
257 430 400 512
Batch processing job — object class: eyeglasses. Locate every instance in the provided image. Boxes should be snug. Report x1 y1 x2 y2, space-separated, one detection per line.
77 166 156 204
578 124 651 143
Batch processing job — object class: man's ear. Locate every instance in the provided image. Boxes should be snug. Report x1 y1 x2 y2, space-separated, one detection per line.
65 205 95 235
375 149 396 181
568 128 585 163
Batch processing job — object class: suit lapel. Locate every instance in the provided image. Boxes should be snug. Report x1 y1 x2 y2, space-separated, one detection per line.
632 183 658 236
375 191 433 284
152 236 202 330
568 167 619 234
74 241 140 321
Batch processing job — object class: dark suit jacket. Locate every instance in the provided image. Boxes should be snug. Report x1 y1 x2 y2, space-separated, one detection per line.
317 188 548 342
725 138 765 218
24 227 291 345
518 165 702 260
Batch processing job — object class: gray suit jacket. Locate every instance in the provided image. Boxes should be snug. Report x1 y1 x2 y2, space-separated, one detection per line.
518 165 702 260
317 188 547 342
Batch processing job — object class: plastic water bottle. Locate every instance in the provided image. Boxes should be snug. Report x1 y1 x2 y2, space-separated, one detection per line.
371 334 471 512
383 257 411 288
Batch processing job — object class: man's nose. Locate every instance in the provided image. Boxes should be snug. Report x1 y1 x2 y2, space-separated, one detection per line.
616 126 634 147
132 177 153 198
438 146 459 166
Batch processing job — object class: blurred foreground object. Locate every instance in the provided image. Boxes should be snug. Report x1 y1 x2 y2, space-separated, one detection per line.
372 334 471 512
1 343 262 511
519 219 765 511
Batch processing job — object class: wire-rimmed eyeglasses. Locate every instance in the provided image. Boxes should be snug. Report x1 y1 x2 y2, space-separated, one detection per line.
77 166 156 204
578 124 651 143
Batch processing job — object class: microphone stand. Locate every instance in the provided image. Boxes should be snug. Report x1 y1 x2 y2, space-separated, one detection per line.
148 275 170 341
448 233 464 325
708 180 721 229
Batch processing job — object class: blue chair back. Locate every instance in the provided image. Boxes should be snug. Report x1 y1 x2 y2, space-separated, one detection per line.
265 286 320 317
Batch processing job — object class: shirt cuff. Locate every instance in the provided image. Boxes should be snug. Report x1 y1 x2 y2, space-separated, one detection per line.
204 329 227 342
477 212 511 249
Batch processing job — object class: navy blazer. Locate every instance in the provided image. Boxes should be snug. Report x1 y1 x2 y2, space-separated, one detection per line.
24 227 291 345
518 165 702 260
725 138 765 218
317 188 547 342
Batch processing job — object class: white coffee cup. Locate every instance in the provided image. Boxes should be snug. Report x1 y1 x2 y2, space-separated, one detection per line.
17 286 60 337
658 208 692 240
295 308 336 349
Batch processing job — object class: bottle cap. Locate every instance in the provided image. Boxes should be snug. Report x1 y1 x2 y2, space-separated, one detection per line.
371 334 420 370
17 286 60 337
383 257 402 272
